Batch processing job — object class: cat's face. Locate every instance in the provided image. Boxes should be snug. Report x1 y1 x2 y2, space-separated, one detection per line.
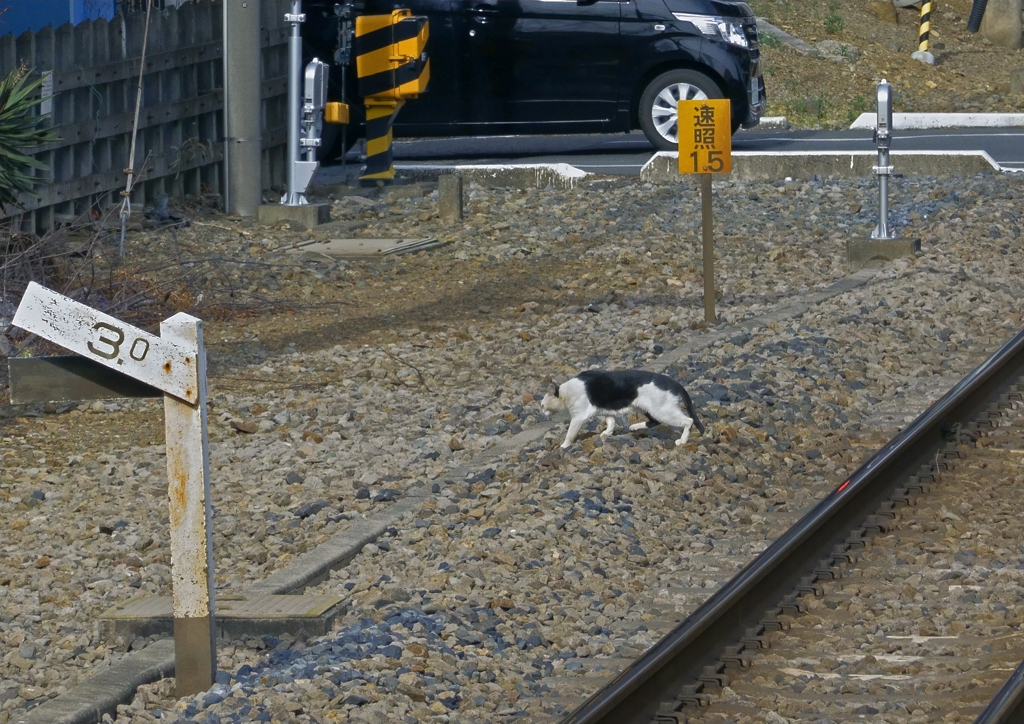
540 384 563 414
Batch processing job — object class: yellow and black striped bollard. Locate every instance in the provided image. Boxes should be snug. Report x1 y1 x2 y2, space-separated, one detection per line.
355 10 429 183
911 0 936 64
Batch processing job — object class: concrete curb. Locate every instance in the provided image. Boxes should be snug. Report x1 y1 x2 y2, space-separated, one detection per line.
650 269 880 374
394 162 588 189
756 18 818 55
849 112 1024 130
640 150 1004 182
18 268 888 724
14 640 175 724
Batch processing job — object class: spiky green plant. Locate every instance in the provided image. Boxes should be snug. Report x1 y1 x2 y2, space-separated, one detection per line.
0 66 60 213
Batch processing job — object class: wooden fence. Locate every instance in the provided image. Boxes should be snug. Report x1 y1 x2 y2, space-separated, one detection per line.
0 0 292 234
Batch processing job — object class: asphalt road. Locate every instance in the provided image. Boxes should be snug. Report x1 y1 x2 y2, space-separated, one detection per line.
361 127 1024 176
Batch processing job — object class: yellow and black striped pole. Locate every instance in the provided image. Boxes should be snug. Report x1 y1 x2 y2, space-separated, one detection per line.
911 0 936 64
355 10 429 183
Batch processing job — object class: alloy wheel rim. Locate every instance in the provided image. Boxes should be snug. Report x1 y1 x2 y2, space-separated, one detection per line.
651 82 709 144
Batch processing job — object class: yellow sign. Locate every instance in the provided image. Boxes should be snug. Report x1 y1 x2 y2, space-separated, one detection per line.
677 99 732 174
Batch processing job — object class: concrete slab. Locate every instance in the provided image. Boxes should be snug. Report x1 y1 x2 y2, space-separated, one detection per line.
98 594 345 641
641 150 1002 182
256 203 332 229
278 237 447 259
847 238 922 272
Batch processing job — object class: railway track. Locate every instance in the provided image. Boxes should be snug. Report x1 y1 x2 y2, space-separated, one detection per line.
560 328 1024 724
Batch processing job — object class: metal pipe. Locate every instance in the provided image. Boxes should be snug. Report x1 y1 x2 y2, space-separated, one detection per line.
875 147 892 240
225 0 263 216
283 0 304 205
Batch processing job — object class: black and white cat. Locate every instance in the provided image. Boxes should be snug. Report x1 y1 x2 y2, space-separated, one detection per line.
541 369 705 449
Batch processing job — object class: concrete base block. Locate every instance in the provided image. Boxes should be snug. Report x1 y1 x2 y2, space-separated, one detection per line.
396 163 587 189
980 0 1023 49
847 237 921 271
641 151 1001 183
98 593 346 642
1011 68 1024 95
439 173 464 222
257 203 332 229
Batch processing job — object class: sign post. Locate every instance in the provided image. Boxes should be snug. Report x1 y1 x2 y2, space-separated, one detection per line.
11 282 216 696
678 99 731 324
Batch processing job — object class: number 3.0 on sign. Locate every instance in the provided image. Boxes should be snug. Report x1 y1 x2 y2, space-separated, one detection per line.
678 98 731 174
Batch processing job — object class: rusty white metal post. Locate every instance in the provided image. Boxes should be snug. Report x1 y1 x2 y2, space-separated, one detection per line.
160 313 216 697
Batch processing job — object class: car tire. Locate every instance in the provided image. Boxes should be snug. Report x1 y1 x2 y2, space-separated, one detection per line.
317 122 344 163
638 69 725 151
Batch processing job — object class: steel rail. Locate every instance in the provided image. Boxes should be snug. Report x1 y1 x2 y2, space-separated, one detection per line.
561 326 1024 724
974 658 1024 724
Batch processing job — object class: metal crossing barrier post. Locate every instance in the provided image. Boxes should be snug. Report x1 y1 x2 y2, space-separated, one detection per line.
280 1 331 206
911 0 936 64
355 9 429 183
847 78 920 270
871 79 896 241
283 1 308 205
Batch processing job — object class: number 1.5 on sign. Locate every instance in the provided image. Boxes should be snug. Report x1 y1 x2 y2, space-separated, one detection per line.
677 98 732 175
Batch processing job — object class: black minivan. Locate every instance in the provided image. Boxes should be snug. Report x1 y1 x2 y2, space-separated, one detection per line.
304 0 765 155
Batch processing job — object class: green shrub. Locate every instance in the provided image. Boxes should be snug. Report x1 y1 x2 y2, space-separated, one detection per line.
824 2 844 35
0 66 60 213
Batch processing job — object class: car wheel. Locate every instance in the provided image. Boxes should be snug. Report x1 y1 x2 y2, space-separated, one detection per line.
639 70 724 151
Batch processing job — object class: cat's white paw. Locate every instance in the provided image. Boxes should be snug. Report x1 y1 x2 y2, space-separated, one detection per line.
560 442 571 449
629 422 647 431
600 430 612 438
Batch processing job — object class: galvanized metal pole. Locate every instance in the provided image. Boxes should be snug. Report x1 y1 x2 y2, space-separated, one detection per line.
701 173 716 324
283 0 306 205
876 146 892 238
160 313 216 697
871 79 896 241
224 0 263 216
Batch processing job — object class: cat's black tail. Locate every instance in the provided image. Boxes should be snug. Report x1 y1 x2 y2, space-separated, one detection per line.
680 388 705 435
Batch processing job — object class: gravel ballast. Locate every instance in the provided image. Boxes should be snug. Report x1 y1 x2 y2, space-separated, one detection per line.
2 171 1022 723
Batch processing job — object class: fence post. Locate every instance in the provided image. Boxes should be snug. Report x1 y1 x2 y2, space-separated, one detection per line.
160 313 217 698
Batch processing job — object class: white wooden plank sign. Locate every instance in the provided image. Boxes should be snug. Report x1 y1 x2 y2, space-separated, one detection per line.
12 282 198 404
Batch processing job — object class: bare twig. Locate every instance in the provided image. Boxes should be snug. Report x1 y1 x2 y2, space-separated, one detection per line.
381 348 432 392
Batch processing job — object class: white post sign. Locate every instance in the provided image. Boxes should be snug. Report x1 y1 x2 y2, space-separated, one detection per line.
12 282 199 403
11 282 216 696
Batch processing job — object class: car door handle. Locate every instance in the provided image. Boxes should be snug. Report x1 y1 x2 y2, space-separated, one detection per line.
472 2 499 16
472 4 498 23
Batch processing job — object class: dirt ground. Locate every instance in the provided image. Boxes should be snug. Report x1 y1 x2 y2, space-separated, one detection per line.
750 0 1024 127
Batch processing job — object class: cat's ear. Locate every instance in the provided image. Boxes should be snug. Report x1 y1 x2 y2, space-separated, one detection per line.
547 382 558 397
